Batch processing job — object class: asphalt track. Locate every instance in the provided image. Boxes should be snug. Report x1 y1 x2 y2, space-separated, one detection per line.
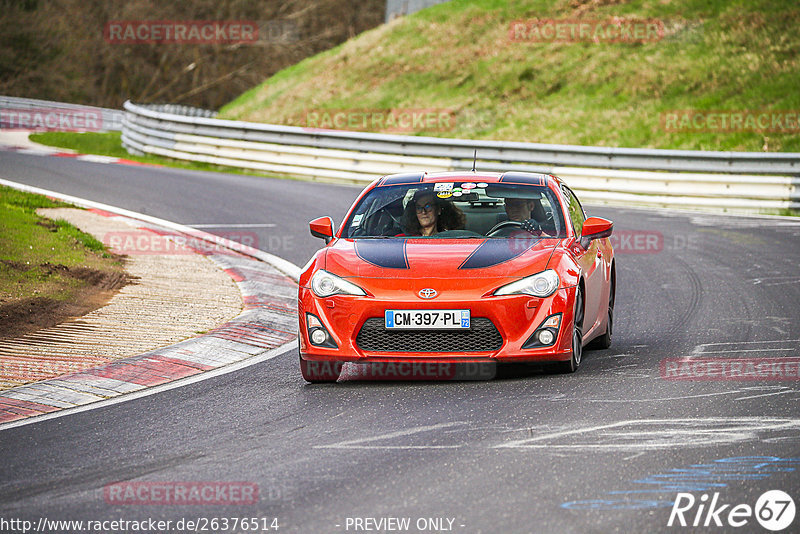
1 150 799 534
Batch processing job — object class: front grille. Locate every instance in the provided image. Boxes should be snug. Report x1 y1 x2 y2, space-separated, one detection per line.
356 317 503 353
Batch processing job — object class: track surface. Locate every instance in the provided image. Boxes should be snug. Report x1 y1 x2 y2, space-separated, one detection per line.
1 151 799 533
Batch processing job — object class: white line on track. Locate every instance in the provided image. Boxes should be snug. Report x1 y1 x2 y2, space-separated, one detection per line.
494 418 800 451
315 422 467 450
734 389 797 401
696 339 800 348
699 348 796 354
494 421 629 447
582 390 748 403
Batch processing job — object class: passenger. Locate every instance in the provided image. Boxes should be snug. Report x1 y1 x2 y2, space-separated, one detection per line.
401 190 465 236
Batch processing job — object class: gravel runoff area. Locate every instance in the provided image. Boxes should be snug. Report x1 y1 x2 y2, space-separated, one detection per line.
0 207 243 390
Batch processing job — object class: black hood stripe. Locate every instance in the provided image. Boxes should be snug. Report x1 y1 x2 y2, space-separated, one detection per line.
458 239 537 270
378 172 425 187
499 172 546 185
355 239 410 269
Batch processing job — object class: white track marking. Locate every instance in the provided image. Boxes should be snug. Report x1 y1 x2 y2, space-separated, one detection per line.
734 389 798 401
696 339 800 348
583 390 748 403
495 421 631 447
314 418 800 453
494 418 800 451
700 348 796 354
691 339 800 357
623 451 645 461
315 422 467 450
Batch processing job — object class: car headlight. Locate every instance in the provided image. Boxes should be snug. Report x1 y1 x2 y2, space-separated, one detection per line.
494 269 560 297
311 269 366 297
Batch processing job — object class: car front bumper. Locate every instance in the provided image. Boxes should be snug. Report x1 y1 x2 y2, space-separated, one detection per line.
298 285 578 364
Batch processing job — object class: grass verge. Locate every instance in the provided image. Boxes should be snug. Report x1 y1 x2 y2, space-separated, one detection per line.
220 0 800 153
0 185 128 339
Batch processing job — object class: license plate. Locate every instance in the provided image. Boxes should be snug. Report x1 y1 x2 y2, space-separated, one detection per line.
384 309 470 330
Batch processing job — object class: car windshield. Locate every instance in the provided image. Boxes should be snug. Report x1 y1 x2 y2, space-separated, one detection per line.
342 181 567 239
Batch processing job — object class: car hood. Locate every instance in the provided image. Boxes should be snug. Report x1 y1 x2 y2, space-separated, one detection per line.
324 238 558 280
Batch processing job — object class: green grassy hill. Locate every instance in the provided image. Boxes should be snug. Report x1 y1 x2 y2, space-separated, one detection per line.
219 0 800 152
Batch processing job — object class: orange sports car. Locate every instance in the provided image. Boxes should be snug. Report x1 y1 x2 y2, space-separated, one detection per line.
298 171 615 382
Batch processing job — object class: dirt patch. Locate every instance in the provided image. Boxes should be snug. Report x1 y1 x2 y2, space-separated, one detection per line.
0 262 133 340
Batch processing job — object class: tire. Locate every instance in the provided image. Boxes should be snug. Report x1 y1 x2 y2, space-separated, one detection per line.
557 289 583 373
299 356 342 383
589 276 614 350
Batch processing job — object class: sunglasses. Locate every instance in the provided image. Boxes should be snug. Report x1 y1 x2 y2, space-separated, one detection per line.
415 203 435 213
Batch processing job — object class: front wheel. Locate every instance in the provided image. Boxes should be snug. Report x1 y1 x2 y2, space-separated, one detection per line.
589 277 614 350
299 356 342 383
556 289 583 373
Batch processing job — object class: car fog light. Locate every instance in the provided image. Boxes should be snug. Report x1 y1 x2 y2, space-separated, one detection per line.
311 329 327 345
537 330 554 345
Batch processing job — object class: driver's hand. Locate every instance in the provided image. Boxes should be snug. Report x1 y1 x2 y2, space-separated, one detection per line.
521 219 542 235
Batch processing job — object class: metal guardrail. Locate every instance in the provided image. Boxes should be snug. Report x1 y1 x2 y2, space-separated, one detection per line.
0 96 125 132
121 100 800 212
129 103 217 119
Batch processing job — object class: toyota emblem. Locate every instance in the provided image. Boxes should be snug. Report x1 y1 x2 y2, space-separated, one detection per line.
418 288 438 299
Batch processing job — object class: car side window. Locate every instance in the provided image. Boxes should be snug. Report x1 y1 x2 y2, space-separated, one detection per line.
562 186 586 236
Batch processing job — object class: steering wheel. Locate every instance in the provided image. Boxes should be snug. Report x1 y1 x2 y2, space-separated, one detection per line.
485 219 543 237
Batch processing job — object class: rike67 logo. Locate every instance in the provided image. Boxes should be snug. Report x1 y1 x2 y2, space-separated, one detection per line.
668 490 795 531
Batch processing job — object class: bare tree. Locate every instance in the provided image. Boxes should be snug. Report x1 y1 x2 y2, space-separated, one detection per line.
0 0 384 109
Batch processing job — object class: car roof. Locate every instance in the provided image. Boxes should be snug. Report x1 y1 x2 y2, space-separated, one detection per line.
374 171 563 188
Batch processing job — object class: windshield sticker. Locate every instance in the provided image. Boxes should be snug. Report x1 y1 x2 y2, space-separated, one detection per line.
477 182 489 188
437 191 453 199
434 182 454 192
351 214 364 227
452 191 463 197
461 182 477 190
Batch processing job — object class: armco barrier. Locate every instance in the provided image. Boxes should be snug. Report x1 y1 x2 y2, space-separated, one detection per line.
116 100 794 212
1 96 125 132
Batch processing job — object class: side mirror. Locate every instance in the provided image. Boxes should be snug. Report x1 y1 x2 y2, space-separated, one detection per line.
310 216 335 244
580 217 613 245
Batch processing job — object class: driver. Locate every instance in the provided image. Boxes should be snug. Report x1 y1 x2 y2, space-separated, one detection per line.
504 197 538 222
487 196 552 237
